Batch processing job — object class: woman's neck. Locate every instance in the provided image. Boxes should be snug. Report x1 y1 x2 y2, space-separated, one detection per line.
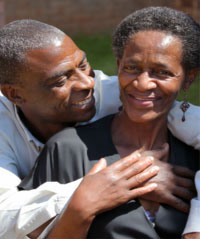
111 111 168 157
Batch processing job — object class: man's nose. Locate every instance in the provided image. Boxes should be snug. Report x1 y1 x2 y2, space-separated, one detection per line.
132 72 157 91
73 69 95 91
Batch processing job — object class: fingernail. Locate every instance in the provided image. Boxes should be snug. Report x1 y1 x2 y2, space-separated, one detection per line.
134 152 141 159
150 183 158 188
152 166 159 172
147 156 154 162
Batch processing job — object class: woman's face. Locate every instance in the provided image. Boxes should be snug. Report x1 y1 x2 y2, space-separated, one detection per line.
118 30 185 123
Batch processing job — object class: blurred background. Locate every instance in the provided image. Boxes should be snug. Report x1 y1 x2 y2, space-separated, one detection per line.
0 0 199 104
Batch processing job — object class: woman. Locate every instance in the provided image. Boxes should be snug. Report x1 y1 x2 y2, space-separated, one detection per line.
20 7 200 239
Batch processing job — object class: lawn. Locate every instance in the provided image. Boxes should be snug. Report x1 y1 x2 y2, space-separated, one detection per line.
74 34 200 106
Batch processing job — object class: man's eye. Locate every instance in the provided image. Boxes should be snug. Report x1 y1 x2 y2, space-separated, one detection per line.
79 63 88 71
52 77 67 87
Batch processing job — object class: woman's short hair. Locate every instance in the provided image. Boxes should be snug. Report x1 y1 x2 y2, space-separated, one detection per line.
112 7 200 71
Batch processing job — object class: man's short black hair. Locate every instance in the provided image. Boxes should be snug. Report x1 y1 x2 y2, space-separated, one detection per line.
112 7 200 71
0 19 66 85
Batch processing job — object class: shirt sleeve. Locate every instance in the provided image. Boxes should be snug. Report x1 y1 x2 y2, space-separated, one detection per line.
0 165 82 239
168 101 200 150
183 171 200 234
168 101 200 234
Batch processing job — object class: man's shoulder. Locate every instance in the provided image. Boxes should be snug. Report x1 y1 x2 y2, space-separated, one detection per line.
169 131 200 170
0 93 18 132
0 92 15 114
46 114 115 149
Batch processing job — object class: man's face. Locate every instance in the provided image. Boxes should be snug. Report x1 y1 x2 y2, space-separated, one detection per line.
19 36 96 125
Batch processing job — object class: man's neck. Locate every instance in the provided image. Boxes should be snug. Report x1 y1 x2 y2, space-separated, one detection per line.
18 108 75 143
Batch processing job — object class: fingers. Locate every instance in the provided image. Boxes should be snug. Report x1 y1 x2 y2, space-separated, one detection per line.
108 151 141 171
127 165 159 189
121 156 154 179
173 165 195 179
88 158 107 175
141 143 169 160
165 195 190 213
175 176 196 191
128 183 158 199
173 186 196 201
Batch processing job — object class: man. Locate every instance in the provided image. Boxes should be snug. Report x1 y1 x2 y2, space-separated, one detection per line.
0 19 199 238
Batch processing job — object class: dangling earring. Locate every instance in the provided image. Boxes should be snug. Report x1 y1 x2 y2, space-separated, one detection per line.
180 90 190 122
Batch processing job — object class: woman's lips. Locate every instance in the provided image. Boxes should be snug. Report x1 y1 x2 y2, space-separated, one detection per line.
128 94 160 106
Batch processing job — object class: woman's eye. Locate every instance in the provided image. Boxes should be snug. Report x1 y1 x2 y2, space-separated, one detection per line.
124 66 140 73
154 70 173 77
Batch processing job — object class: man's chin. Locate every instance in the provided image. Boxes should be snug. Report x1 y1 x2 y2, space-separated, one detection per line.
79 107 96 123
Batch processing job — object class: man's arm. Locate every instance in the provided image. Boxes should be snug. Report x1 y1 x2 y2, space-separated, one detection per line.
0 157 82 239
168 101 200 150
168 101 200 237
30 153 159 239
182 171 200 239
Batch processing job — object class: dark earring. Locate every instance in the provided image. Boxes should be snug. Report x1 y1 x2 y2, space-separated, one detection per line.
180 91 190 122
118 105 123 112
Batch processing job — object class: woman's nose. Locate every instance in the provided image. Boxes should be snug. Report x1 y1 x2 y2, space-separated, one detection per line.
133 72 157 91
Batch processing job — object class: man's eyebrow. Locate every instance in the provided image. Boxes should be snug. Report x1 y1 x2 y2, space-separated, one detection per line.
42 70 70 86
50 70 70 80
42 53 87 86
79 53 87 66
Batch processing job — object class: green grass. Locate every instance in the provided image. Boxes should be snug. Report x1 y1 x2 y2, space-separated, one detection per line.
74 34 200 106
74 34 117 76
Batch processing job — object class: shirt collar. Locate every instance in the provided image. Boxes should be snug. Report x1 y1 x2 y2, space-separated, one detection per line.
14 105 44 148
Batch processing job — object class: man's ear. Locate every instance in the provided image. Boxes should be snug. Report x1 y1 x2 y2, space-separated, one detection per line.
1 85 26 106
183 69 199 91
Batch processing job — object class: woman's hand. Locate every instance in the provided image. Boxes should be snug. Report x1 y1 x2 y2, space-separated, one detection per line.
140 144 196 213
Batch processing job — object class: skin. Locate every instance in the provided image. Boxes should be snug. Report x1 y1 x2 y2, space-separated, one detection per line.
48 153 160 239
0 33 196 238
2 36 96 142
0 35 161 238
112 30 197 219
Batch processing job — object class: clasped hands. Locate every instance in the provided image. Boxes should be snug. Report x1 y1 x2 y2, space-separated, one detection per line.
73 143 195 216
49 144 198 239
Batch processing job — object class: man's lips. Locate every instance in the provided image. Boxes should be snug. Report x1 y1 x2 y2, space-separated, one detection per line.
71 90 95 107
72 95 93 105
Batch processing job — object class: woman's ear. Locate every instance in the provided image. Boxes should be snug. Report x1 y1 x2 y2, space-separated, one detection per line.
183 69 199 91
1 85 26 106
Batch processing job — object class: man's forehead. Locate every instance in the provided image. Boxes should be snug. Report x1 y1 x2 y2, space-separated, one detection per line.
25 37 83 70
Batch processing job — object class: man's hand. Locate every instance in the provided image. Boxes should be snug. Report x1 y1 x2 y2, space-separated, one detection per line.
47 151 159 239
70 152 159 219
141 144 196 213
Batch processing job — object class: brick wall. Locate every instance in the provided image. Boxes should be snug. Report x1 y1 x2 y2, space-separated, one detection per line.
0 0 5 27
3 0 200 35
